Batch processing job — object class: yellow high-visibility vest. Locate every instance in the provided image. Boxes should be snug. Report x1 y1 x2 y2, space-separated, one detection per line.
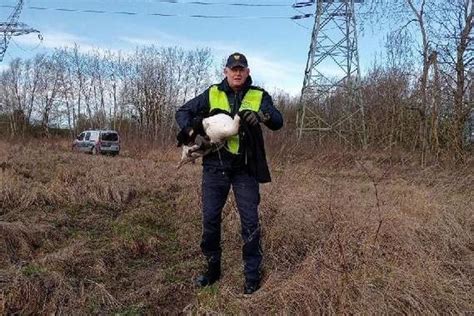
209 85 263 154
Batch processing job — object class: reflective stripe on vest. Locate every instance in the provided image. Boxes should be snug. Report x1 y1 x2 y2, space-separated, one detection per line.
209 85 263 154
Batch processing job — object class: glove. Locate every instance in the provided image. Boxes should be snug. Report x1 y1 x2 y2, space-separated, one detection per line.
185 135 213 158
257 111 271 123
194 134 212 151
191 116 205 135
241 110 270 126
177 116 205 147
177 127 195 147
241 110 259 126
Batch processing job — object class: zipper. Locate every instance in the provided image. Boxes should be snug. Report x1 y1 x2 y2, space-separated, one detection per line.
243 131 247 165
217 146 223 166
234 93 239 115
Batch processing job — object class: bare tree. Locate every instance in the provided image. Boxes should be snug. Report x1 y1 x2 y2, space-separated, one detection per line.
431 0 473 160
363 0 470 161
2 59 25 136
35 52 63 136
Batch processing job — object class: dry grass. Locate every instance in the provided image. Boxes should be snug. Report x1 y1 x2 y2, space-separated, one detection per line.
0 139 472 314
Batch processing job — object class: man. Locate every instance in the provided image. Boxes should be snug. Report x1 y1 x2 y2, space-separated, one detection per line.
175 52 283 294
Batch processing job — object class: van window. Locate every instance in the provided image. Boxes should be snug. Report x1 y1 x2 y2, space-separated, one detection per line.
85 132 91 141
77 133 85 141
101 132 119 142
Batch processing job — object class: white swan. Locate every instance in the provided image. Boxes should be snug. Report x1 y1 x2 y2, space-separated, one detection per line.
202 113 240 144
177 113 240 169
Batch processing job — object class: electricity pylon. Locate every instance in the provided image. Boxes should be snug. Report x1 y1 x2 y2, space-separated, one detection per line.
296 0 367 147
0 0 41 62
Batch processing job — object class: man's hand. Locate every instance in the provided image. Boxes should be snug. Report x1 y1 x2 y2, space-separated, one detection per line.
194 134 212 150
241 110 259 126
257 111 270 123
241 110 270 126
177 127 195 146
184 135 213 160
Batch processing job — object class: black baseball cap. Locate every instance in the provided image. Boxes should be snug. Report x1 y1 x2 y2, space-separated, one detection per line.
226 52 248 68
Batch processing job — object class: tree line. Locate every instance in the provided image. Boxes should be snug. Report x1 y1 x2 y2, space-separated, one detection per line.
359 0 473 162
0 0 471 162
0 45 213 146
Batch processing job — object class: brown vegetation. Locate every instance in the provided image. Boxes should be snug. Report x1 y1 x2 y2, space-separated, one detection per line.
1 1 471 312
0 139 472 314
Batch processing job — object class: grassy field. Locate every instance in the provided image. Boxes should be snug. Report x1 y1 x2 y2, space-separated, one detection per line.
0 139 473 314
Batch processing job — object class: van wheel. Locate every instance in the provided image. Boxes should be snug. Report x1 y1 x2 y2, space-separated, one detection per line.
91 147 97 155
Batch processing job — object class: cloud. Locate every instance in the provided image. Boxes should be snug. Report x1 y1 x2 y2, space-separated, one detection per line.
14 30 128 55
16 31 88 49
244 53 302 95
119 34 346 96
11 30 343 96
0 64 10 72
248 52 349 96
119 33 236 53
119 33 304 94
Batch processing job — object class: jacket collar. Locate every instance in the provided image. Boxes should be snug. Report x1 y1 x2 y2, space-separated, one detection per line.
218 76 253 94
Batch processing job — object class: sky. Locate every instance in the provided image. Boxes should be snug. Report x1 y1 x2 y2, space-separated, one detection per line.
1 0 388 96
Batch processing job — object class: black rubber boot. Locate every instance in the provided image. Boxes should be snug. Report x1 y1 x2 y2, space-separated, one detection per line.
195 260 221 287
244 279 261 295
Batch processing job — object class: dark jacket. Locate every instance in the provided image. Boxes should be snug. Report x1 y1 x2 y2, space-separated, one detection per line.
175 76 283 183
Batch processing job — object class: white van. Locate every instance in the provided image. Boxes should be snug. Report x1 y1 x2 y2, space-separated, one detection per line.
72 130 120 156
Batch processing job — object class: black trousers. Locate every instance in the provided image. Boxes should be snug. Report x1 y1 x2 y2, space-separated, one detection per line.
201 167 262 282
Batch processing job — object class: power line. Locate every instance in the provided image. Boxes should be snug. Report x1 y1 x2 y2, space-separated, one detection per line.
11 36 42 53
292 19 311 31
0 4 313 20
152 0 290 7
3 1 293 8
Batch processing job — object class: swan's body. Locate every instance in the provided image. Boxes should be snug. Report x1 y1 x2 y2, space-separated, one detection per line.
202 113 240 143
177 114 240 169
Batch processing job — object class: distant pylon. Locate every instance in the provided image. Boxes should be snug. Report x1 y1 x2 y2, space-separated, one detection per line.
297 0 367 147
0 0 41 62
